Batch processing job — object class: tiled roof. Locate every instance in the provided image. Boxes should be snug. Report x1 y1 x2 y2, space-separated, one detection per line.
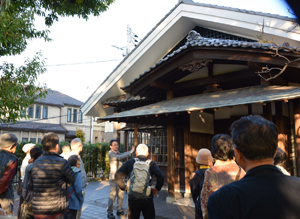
0 122 67 133
100 85 300 120
102 95 146 105
36 90 83 107
122 30 300 90
83 0 297 106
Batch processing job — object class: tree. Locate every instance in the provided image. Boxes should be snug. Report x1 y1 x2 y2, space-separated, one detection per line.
0 0 114 123
76 128 85 143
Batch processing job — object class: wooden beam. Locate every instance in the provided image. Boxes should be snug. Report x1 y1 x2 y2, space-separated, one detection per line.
184 113 192 197
263 102 272 122
134 122 138 147
173 69 255 91
293 99 300 177
150 80 171 91
166 114 175 203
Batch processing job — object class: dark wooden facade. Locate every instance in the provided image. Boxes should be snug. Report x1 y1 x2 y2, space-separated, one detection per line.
101 30 300 198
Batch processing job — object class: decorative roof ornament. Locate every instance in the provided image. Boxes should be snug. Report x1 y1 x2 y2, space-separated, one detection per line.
186 30 203 44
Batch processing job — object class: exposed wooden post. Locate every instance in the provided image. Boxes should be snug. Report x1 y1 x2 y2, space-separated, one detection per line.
167 90 173 100
248 104 252 115
124 131 128 152
184 113 192 197
293 99 300 177
263 102 272 121
134 122 138 147
166 114 175 203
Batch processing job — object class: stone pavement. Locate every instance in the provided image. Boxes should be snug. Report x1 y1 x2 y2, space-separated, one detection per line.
81 181 194 219
13 180 194 219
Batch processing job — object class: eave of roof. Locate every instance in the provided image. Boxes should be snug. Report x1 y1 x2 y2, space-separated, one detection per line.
0 122 68 134
99 85 300 121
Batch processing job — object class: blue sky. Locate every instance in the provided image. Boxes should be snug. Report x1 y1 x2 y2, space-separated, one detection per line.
0 0 295 102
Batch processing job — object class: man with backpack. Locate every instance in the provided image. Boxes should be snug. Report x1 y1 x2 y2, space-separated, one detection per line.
115 144 164 219
189 148 213 219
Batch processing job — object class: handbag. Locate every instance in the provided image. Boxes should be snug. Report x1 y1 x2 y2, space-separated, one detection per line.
19 200 34 219
19 171 34 219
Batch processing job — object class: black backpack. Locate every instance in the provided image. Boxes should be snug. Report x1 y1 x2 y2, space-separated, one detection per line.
195 169 205 216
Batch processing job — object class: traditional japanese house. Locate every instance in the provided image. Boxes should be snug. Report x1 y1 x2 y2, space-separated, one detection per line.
82 0 300 202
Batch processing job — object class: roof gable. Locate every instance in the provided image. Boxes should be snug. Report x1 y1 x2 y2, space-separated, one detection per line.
81 0 300 118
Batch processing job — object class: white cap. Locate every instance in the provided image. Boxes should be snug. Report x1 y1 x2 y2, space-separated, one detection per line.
22 143 35 153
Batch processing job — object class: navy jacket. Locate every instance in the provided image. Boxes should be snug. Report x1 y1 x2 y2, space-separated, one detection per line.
208 165 300 219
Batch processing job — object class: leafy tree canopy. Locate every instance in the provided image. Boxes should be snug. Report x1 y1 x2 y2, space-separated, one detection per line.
0 0 114 123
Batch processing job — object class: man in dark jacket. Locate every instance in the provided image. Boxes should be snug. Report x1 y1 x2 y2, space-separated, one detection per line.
115 144 164 219
208 115 300 219
0 133 18 215
31 132 74 219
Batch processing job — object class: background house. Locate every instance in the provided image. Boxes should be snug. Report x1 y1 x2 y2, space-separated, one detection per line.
0 90 104 143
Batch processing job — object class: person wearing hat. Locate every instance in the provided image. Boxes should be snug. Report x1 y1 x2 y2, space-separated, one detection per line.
21 143 35 182
0 133 18 215
189 148 213 219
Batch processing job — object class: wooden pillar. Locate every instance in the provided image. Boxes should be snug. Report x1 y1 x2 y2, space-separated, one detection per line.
293 99 300 177
263 102 272 121
134 122 138 147
116 123 121 144
248 104 252 115
124 131 128 152
166 114 175 203
184 113 192 197
275 101 286 151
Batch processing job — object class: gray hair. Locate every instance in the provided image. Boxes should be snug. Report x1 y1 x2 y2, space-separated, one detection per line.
70 138 82 150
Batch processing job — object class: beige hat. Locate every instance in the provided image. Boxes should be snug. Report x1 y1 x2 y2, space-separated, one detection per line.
22 143 35 153
0 133 18 148
196 148 213 165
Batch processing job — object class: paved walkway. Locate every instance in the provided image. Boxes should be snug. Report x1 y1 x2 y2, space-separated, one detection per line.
14 180 194 219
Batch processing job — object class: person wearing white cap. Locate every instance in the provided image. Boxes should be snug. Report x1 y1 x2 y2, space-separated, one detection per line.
20 143 35 181
189 148 213 219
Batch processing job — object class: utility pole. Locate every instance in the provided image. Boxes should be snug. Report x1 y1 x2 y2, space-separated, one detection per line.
112 24 141 57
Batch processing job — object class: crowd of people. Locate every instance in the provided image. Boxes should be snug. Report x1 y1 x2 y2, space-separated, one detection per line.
1 115 300 219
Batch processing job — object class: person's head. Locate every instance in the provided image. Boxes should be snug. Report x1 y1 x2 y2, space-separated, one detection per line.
70 138 83 154
230 115 278 161
62 145 71 154
196 148 213 167
0 133 18 154
42 132 59 152
211 134 234 161
29 147 43 163
110 139 119 152
135 144 149 157
68 155 81 168
274 148 287 167
22 143 35 154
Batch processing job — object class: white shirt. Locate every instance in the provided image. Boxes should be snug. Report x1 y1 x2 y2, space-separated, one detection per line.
21 154 31 181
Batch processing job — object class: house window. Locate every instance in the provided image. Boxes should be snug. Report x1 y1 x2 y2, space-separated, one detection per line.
67 108 72 122
28 105 34 118
79 110 83 123
20 107 26 117
30 138 36 143
22 138 28 142
73 109 77 123
38 138 41 144
36 105 41 118
43 106 48 119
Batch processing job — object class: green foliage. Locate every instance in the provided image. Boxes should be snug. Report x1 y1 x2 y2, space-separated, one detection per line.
76 128 85 143
0 0 114 123
0 52 48 123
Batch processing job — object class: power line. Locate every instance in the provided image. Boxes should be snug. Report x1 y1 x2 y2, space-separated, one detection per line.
45 59 121 67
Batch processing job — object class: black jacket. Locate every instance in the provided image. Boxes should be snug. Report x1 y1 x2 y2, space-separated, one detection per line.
208 165 300 219
115 155 164 198
31 151 74 215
